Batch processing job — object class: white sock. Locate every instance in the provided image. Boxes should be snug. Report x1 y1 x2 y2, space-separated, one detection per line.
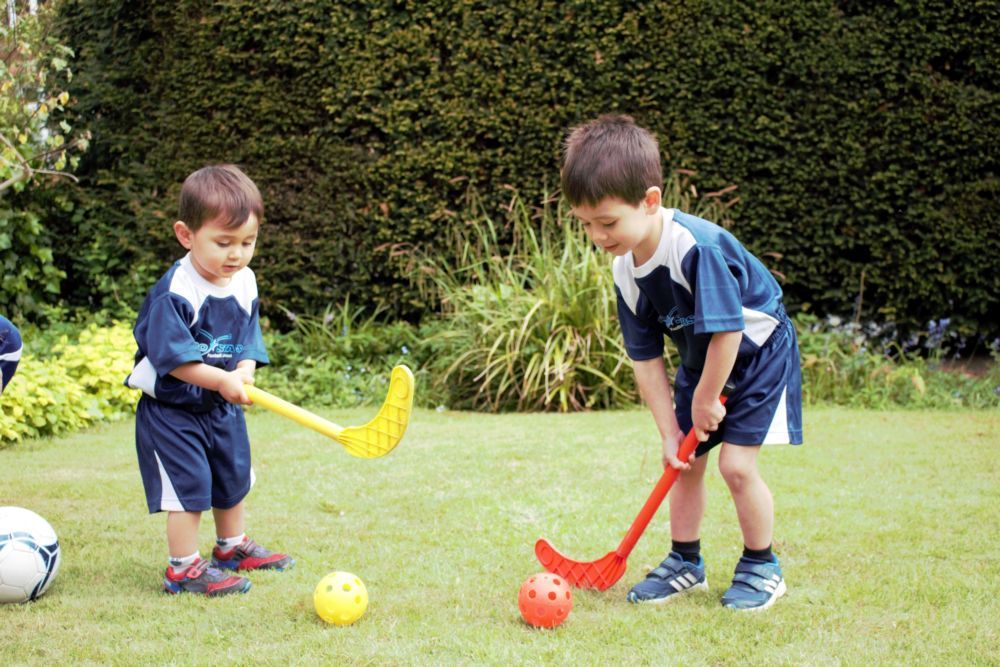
216 534 245 552
168 551 199 575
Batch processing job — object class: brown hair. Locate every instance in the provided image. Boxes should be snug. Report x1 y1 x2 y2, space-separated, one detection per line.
561 114 662 207
178 164 263 230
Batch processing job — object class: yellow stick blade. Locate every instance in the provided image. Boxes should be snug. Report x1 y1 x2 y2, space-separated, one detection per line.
338 365 415 458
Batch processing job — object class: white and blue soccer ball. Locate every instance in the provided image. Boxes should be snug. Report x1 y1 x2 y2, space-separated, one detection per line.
0 506 61 603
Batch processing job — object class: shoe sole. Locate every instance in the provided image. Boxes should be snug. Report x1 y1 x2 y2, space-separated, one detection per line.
163 579 252 596
628 579 709 605
212 559 295 572
724 579 786 612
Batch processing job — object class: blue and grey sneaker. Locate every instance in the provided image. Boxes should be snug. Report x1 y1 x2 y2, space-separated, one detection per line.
721 555 786 611
626 551 708 604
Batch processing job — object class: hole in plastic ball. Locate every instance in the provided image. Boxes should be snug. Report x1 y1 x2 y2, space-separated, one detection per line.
342 583 352 591
553 578 561 586
326 585 333 593
355 595 362 604
548 591 557 601
528 589 536 599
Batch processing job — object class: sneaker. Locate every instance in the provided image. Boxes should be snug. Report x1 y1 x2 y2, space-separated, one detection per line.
163 558 251 596
626 551 708 604
721 555 786 611
212 537 295 572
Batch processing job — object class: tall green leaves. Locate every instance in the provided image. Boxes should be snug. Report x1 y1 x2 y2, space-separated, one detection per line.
412 177 736 412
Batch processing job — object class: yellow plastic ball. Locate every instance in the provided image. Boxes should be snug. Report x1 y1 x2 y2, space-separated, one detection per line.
313 571 368 626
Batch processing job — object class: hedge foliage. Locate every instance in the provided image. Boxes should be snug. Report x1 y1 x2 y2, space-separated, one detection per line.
0 322 136 443
50 0 999 336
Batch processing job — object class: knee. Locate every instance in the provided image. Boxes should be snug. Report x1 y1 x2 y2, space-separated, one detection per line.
718 456 755 491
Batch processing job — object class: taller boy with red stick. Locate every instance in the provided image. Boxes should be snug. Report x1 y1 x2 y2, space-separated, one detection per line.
559 115 803 611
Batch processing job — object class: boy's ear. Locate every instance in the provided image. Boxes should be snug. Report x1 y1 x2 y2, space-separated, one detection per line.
642 186 662 213
173 220 194 249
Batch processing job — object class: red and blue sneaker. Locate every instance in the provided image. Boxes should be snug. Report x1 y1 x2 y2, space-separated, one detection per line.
212 537 295 572
163 558 251 596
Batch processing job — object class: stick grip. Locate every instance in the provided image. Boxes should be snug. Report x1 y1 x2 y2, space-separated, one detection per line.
244 385 344 440
615 395 729 559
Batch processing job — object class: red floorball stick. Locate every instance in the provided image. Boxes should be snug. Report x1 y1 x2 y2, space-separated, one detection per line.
535 395 728 591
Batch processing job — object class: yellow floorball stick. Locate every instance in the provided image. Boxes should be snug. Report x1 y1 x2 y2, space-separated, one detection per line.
244 365 414 458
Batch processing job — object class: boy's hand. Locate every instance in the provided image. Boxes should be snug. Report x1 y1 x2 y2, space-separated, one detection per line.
218 369 254 405
691 395 726 442
662 429 691 471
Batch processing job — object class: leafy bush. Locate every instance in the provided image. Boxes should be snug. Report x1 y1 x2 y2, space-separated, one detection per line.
0 9 89 319
797 314 1000 409
0 321 136 444
257 299 425 408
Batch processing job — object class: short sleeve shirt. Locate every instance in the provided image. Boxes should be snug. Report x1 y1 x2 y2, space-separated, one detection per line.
0 315 22 394
614 208 785 370
126 254 269 410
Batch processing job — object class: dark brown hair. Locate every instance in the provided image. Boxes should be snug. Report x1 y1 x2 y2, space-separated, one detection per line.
178 164 263 230
561 114 662 207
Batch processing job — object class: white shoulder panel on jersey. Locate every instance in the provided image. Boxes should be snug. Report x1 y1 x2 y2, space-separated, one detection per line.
170 255 258 325
229 267 259 317
664 210 697 294
169 257 206 327
612 255 642 315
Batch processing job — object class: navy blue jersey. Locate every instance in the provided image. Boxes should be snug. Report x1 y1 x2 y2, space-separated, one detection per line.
126 254 269 410
614 208 785 370
0 315 22 393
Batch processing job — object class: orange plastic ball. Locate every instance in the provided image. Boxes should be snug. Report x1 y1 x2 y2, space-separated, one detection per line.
518 572 573 628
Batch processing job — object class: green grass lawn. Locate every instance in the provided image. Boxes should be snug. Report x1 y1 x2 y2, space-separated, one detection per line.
1 407 998 665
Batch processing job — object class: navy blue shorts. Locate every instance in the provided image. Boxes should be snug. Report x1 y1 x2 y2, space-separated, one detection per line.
674 315 803 457
135 397 253 513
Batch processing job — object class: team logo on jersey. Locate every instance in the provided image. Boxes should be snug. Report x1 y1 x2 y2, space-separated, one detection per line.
659 307 696 331
196 329 245 359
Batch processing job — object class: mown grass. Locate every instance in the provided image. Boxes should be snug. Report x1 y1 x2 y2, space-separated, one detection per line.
1 407 997 665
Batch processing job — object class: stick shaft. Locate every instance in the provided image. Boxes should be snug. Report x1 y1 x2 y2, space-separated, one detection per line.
615 395 728 558
244 385 344 440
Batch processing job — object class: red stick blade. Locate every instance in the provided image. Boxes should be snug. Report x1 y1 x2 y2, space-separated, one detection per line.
534 538 627 591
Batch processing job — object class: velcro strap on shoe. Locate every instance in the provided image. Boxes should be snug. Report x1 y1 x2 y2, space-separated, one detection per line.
649 566 673 580
732 571 781 593
735 561 779 579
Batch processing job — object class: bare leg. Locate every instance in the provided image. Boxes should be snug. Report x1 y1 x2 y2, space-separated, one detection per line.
718 443 773 550
213 500 245 541
166 511 201 558
668 452 710 542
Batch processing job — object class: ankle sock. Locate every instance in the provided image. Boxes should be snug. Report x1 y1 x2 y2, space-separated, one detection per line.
216 534 245 553
743 544 774 561
672 539 701 563
169 551 199 576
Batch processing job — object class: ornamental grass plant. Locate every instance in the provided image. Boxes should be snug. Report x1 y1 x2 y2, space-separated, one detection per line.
409 173 738 412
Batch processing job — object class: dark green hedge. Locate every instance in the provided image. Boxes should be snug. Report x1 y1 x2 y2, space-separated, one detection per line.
51 0 999 337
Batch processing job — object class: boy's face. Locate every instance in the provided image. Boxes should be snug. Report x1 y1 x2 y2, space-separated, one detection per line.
571 188 661 259
173 213 259 286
